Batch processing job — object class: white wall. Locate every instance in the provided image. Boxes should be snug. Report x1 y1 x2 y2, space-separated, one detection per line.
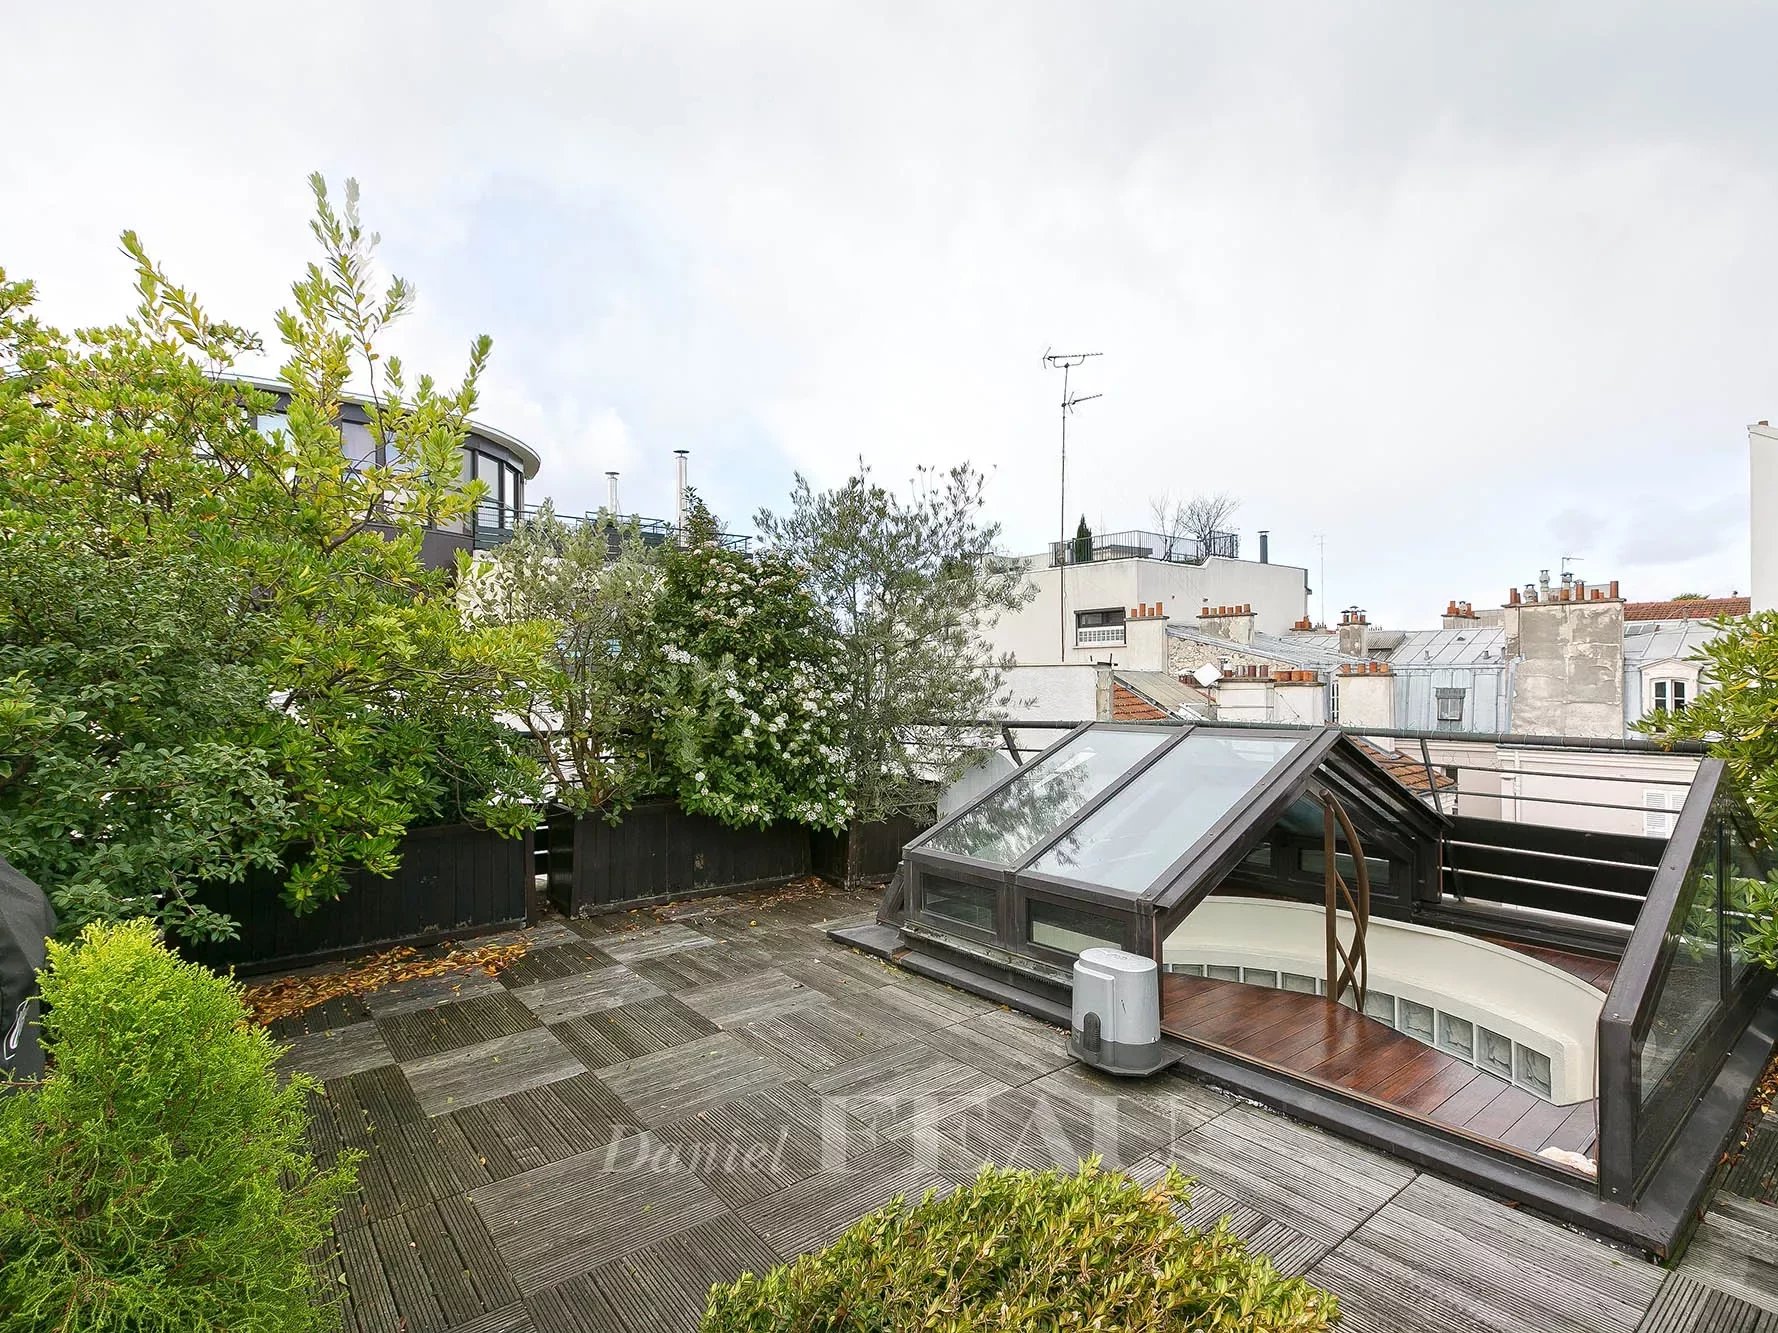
1753 422 1778 613
989 555 1310 665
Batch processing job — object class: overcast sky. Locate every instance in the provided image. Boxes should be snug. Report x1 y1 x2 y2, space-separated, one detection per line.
8 2 1773 625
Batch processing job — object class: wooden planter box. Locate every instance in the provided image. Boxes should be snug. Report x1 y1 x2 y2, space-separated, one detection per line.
547 801 810 916
183 822 534 975
811 813 932 888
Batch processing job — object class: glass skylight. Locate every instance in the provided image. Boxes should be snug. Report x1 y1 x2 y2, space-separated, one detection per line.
920 727 1167 866
1027 733 1302 894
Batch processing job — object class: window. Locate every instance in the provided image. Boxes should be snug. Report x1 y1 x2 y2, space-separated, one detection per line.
1028 900 1121 957
1652 679 1688 714
1435 687 1466 730
1074 608 1126 646
1644 789 1686 838
922 877 995 931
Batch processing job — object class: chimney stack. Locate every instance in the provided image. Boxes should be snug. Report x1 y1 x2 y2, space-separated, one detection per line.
605 470 620 513
674 450 690 543
1258 530 1270 564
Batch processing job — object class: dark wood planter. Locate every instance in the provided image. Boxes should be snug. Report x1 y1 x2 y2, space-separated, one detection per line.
183 822 534 975
811 813 932 888
547 801 811 916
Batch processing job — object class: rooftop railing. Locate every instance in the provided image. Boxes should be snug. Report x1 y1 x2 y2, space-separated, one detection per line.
469 500 751 553
1049 528 1239 568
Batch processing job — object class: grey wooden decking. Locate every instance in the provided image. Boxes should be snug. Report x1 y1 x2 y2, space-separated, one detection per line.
277 884 1778 1332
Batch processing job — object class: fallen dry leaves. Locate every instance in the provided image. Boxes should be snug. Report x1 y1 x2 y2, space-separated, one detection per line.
242 938 531 1026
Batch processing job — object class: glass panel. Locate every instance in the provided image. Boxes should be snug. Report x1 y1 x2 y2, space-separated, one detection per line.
1300 848 1392 886
1363 990 1397 1027
1400 999 1435 1044
922 729 1167 866
1282 972 1319 995
1028 733 1301 894
1028 899 1122 956
1517 1045 1553 1098
1723 811 1778 984
1244 969 1279 989
922 876 995 931
1206 964 1241 982
1439 1013 1473 1059
1241 843 1273 869
1479 1027 1514 1079
1638 820 1725 1102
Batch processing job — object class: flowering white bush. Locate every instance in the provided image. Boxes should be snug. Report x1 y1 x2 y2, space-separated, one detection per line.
644 505 851 831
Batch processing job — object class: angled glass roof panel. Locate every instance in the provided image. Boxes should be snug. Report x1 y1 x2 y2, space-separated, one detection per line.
1026 732 1304 895
920 727 1170 866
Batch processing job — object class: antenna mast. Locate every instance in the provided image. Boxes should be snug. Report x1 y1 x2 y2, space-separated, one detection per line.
1043 349 1102 660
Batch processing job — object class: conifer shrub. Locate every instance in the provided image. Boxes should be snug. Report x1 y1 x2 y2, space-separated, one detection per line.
701 1161 1337 1332
0 920 357 1332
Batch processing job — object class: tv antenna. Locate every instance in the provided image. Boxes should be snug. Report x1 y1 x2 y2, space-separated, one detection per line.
1313 532 1327 627
1044 349 1102 659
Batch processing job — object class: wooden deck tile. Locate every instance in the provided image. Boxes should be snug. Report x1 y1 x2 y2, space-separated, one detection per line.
1676 1196 1778 1318
470 1133 727 1295
679 968 823 1028
378 992 541 1062
922 1007 1073 1084
596 1031 786 1127
310 1063 426 1157
632 937 776 989
440 1307 535 1333
280 1019 393 1082
582 1211 779 1333
522 1274 621 1333
337 1115 491 1227
806 1038 1008 1140
508 965 664 1025
1150 1105 1412 1247
270 992 371 1038
654 1080 864 1209
926 1081 1150 1173
549 996 719 1071
773 948 896 998
597 923 721 965
738 1138 951 1260
733 1001 900 1075
1026 1062 1232 1147
336 1196 520 1333
444 1073 640 1182
367 969 508 1018
1638 1273 1778 1332
403 1027 585 1117
1727 1117 1778 1205
495 939 616 987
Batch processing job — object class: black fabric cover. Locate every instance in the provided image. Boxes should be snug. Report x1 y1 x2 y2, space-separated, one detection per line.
0 855 55 1088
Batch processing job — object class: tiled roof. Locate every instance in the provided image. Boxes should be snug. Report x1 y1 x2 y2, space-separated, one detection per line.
1112 671 1210 720
1110 682 1170 721
1355 739 1457 793
1624 597 1750 622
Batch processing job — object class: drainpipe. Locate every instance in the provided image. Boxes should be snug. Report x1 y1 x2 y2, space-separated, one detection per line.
674 450 689 542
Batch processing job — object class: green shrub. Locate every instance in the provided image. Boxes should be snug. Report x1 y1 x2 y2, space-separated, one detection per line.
0 920 357 1332
701 1161 1337 1332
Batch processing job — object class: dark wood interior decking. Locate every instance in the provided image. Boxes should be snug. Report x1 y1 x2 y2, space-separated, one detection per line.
1158 973 1599 1171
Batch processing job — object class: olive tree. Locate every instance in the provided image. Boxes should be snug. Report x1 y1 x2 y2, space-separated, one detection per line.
754 462 1033 823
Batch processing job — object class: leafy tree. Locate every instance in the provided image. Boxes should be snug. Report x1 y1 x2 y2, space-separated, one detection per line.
0 920 358 1331
646 494 849 830
461 506 663 816
1641 610 1778 836
755 462 1033 823
1671 592 1706 601
0 175 544 937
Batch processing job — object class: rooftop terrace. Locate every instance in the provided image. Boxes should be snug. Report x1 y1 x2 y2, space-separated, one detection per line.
276 880 1778 1332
